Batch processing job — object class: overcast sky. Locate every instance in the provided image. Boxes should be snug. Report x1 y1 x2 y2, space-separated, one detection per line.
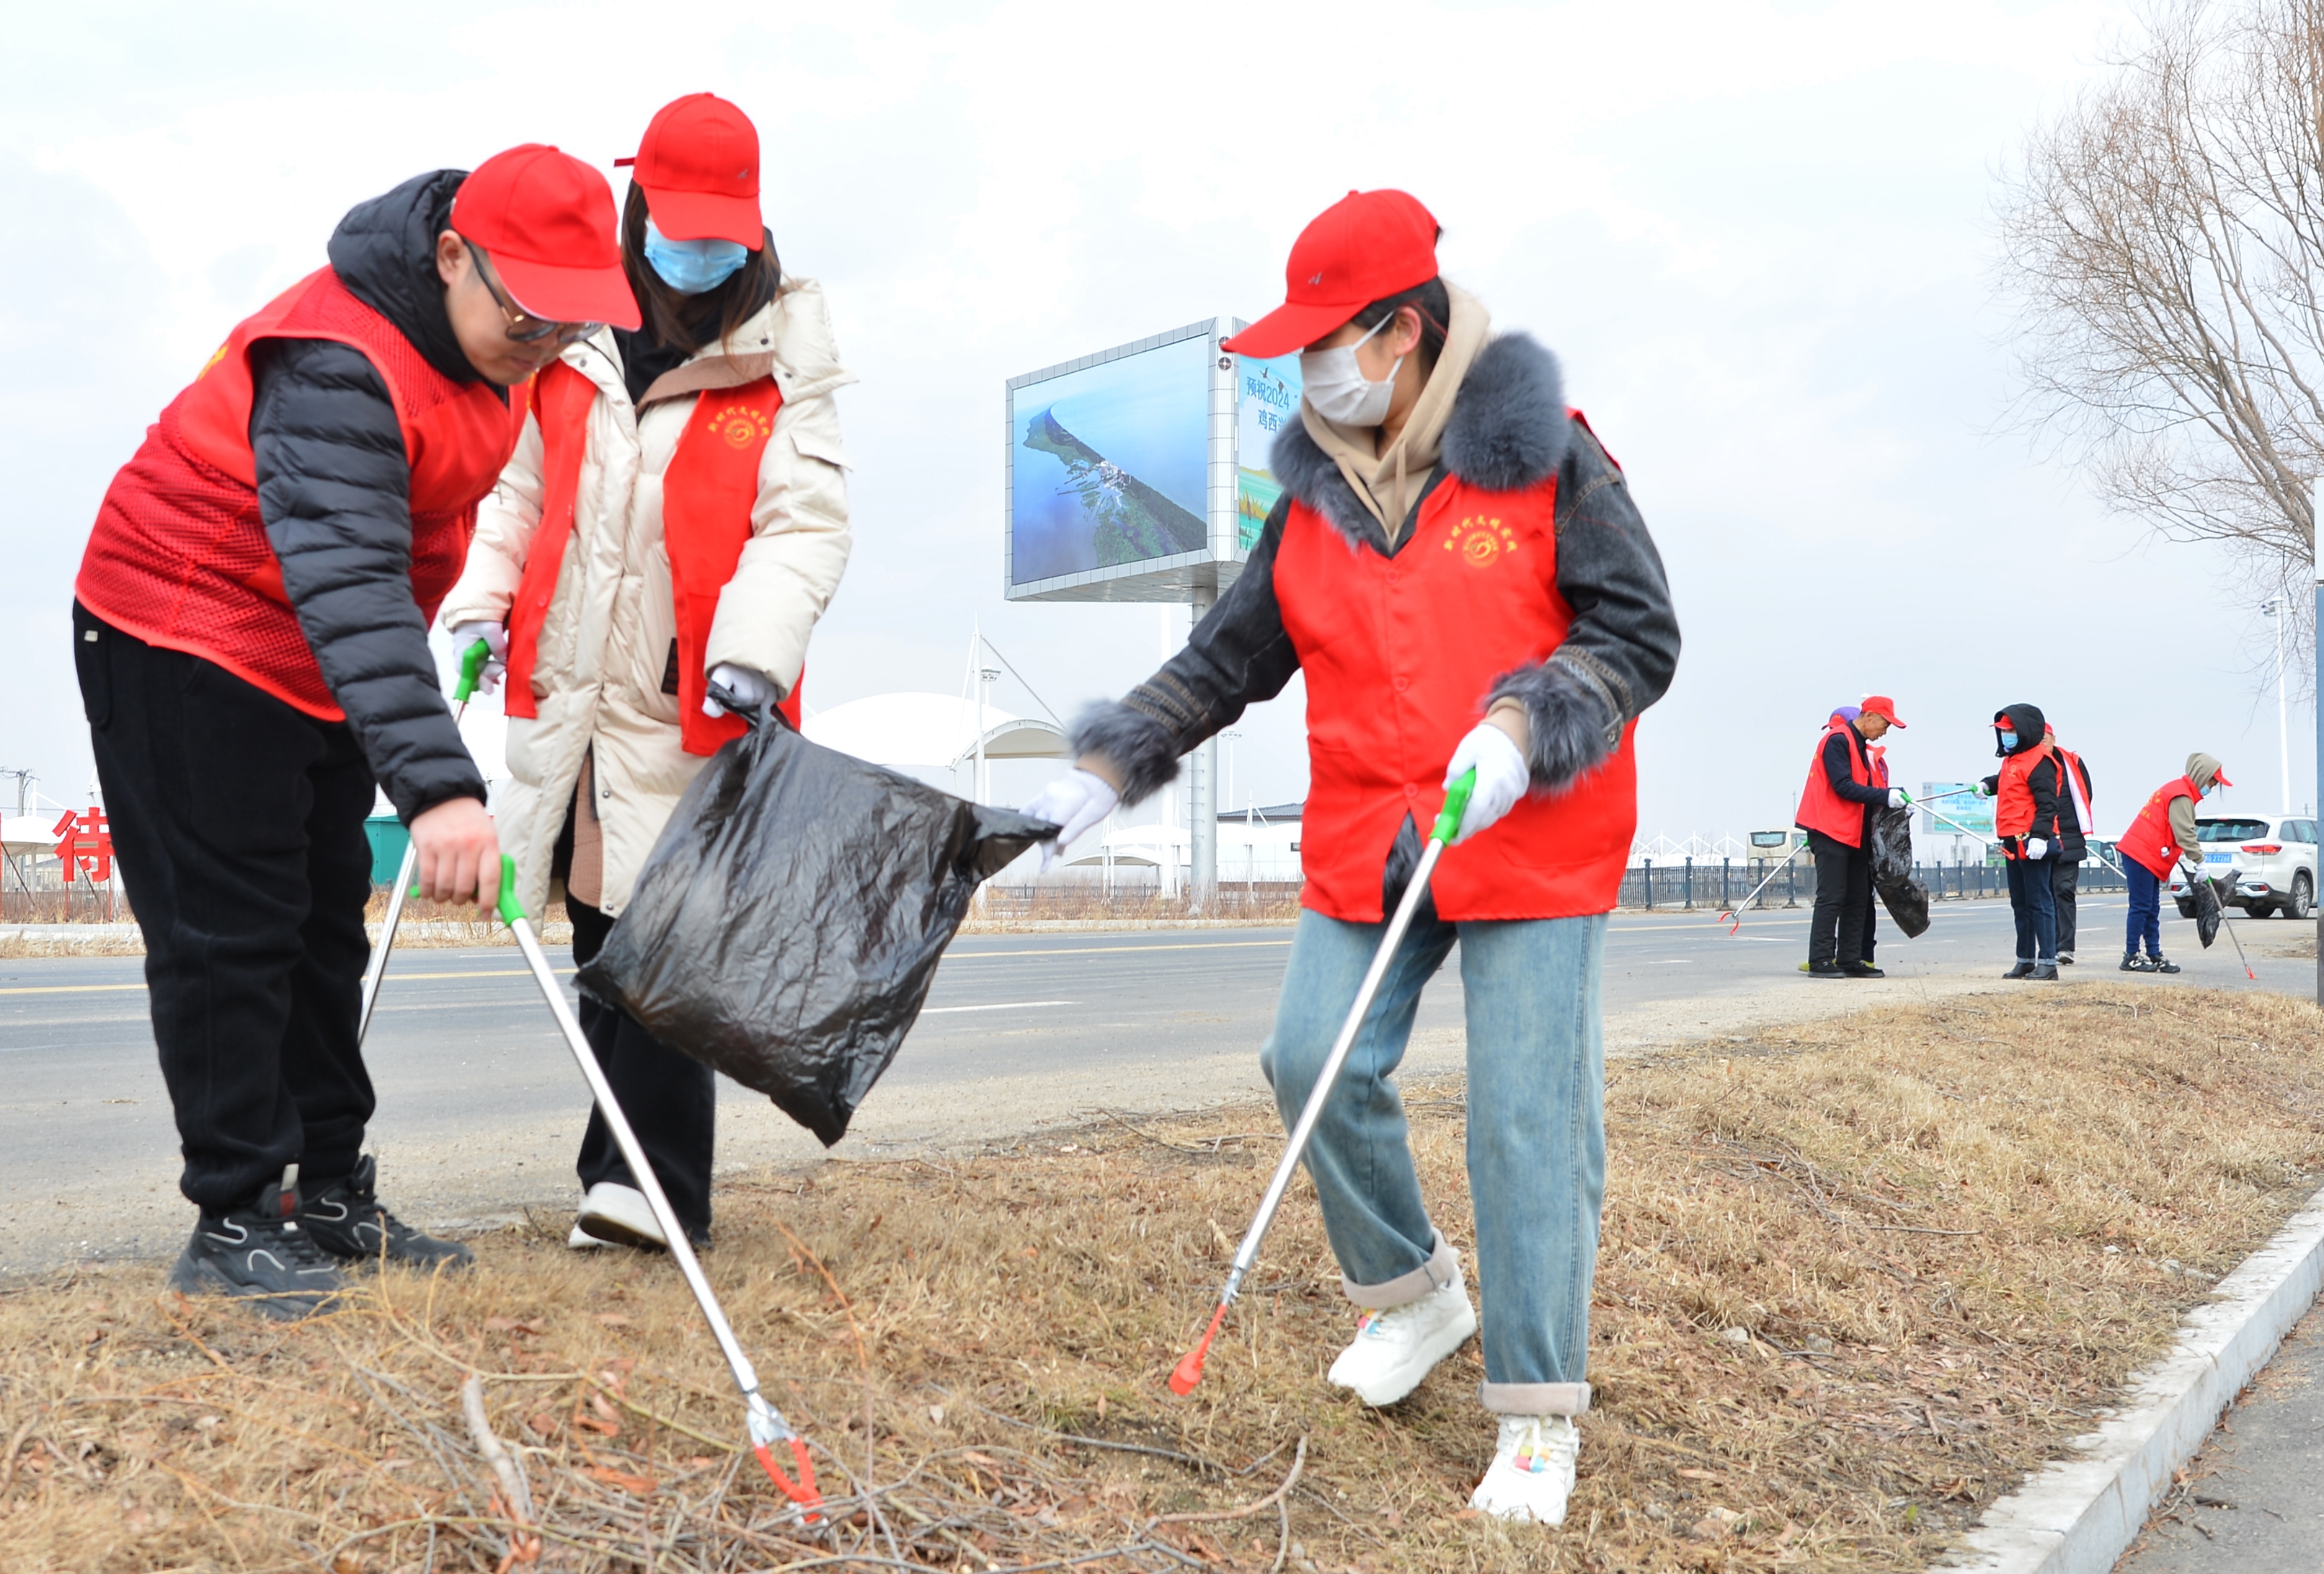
2 0 2312 853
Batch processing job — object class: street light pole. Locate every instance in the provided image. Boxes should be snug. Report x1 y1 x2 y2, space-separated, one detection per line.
2263 598 2290 810
2311 481 2321 1007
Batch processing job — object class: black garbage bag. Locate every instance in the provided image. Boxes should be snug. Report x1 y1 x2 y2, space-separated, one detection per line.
1868 805 1931 939
576 723 1056 1146
2189 871 2223 948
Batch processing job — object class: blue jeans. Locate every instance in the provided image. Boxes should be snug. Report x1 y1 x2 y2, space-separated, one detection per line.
2124 861 2163 957
2005 854 2057 963
1259 908 1605 1417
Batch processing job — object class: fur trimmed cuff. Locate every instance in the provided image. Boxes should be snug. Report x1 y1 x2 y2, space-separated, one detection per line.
1067 700 1180 807
1486 657 1620 795
1341 1229 1461 1309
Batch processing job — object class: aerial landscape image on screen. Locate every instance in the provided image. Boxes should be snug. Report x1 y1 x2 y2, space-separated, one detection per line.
1011 335 1209 585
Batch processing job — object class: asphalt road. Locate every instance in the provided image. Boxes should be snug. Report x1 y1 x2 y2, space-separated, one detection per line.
1 892 2305 1280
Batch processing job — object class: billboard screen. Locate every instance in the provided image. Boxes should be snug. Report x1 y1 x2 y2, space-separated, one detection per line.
1920 782 1995 841
1234 351 1301 552
1009 334 1210 587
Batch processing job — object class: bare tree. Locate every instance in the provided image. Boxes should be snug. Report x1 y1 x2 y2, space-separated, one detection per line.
2001 0 2323 673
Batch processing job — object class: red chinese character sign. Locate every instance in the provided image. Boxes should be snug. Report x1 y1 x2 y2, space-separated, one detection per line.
53 808 115 884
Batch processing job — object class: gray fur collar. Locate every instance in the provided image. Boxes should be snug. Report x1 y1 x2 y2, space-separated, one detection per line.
1269 332 1571 546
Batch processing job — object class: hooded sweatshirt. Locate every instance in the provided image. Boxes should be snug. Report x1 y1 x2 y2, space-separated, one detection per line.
1979 703 2061 849
2166 752 2227 859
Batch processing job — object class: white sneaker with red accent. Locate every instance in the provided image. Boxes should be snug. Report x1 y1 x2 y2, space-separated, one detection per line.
1469 1415 1579 1524
1324 1273 1477 1406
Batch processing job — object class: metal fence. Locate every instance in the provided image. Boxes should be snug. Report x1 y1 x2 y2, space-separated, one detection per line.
1620 846 2130 912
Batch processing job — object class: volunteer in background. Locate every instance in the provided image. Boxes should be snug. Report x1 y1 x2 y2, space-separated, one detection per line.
72 149 635 1317
2114 753 2230 973
1976 704 2063 980
2046 725 2094 964
1793 697 1911 978
440 94 851 1252
1022 190 1680 1525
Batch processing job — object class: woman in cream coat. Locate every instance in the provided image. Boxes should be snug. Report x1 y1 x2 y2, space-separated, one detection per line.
440 93 850 1250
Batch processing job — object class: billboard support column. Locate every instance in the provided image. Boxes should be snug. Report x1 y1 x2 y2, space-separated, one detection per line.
1189 583 1218 912
2312 478 2320 1006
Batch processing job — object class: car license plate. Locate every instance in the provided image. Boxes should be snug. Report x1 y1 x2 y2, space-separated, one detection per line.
2206 852 2235 865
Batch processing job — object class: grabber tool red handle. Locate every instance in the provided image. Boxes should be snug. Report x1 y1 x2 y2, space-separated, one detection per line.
1170 770 1476 1395
490 855 824 1520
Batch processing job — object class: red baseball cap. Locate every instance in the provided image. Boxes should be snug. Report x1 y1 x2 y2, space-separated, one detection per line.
2214 767 2234 787
617 93 763 247
1220 189 1440 359
452 144 639 329
1859 695 1907 728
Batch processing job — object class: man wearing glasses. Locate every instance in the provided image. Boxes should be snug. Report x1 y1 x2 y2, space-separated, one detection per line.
73 145 637 1318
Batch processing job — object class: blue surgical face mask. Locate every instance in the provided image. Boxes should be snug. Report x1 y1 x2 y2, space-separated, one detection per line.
1999 730 2018 751
642 218 750 295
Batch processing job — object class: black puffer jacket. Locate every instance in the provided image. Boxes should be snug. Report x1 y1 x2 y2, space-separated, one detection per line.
250 169 502 823
1977 702 2062 852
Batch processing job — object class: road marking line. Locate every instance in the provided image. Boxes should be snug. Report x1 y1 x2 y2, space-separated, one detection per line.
0 966 578 996
919 1000 1077 1015
941 939 1293 961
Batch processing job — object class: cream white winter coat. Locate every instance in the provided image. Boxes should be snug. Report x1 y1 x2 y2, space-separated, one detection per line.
440 279 853 919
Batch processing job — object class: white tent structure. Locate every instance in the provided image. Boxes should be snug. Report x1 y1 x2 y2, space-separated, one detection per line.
802 691 1066 797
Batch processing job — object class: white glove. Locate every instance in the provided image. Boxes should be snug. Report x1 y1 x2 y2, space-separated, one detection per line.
1973 781 1995 798
1442 721 1530 846
1886 788 1910 809
2024 837 2049 861
449 621 507 697
1020 768 1119 871
2180 854 2207 879
703 663 776 720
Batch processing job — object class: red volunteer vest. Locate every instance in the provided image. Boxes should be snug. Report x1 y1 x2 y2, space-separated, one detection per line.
505 361 801 755
1793 722 1885 849
76 268 518 718
2119 776 2199 878
1272 439 1638 923
1995 741 2056 850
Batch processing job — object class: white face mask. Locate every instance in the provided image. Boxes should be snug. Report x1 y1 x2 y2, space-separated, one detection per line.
1300 311 1403 427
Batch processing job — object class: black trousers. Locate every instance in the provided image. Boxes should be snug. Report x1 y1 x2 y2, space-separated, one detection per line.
1807 828 1872 965
74 603 377 1212
2051 859 2080 955
569 898 716 1238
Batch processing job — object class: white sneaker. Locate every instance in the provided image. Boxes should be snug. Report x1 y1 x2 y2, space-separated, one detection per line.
574 1182 666 1250
566 1224 609 1250
1469 1415 1579 1524
1325 1273 1477 1405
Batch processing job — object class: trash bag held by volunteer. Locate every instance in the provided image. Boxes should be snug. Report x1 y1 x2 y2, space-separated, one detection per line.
1793 697 1909 977
2114 753 2230 973
71 148 637 1317
1021 190 1680 1526
438 94 852 1254
2046 725 2094 965
1975 704 2063 979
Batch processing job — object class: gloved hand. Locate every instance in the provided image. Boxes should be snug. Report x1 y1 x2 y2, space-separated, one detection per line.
1021 768 1120 871
2024 836 2049 861
703 663 776 720
1887 788 1911 809
1973 779 1996 798
449 621 507 697
1442 720 1531 846
2180 854 2207 880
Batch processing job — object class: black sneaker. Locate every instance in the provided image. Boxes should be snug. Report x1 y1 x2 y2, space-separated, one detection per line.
2119 953 2152 972
2152 955 2181 974
1843 962 1885 978
1806 959 1845 977
168 1176 346 1321
2030 963 2060 981
300 1155 474 1272
2003 962 2036 979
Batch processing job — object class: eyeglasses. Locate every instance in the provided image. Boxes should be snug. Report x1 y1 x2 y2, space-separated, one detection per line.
463 239 601 346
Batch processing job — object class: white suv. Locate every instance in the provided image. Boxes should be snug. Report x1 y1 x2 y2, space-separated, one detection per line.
2166 814 2318 920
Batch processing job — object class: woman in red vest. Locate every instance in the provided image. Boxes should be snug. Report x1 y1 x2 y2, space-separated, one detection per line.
72 148 635 1317
438 95 852 1253
1976 703 2064 978
2115 753 2229 971
1023 190 1680 1524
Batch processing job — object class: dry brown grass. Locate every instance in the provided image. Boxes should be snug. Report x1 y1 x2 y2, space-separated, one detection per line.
3 986 2320 1572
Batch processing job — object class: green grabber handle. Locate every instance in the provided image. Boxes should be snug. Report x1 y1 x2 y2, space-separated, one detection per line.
494 853 524 927
452 637 493 705
1431 767 1478 846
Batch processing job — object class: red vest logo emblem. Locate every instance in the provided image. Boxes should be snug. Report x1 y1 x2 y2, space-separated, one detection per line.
1443 516 1517 568
706 402 771 449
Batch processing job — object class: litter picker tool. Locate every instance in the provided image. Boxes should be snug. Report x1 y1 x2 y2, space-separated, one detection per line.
358 637 494 1045
1716 836 1808 934
1170 768 1476 1397
486 852 824 1517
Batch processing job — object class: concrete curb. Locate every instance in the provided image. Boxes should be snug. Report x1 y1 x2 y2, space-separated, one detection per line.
1935 1180 2324 1573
